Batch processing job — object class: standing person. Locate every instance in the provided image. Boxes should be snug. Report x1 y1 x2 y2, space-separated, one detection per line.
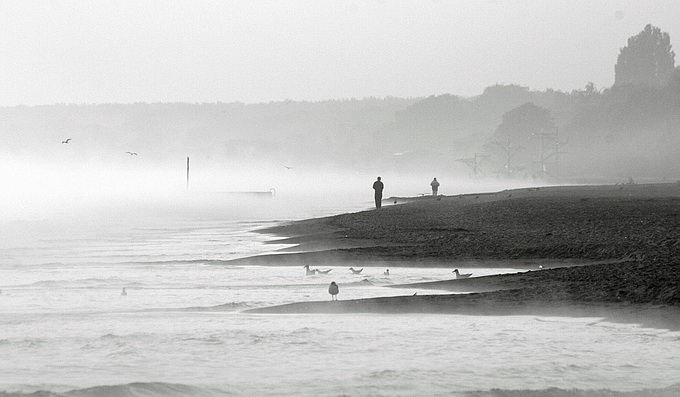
373 176 384 209
328 282 339 301
430 177 440 196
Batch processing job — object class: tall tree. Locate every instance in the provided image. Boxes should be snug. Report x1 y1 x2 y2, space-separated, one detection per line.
615 24 675 88
488 102 556 177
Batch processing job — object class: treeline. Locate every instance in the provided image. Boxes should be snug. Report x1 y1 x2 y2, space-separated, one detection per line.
376 24 680 182
0 98 418 169
2 25 679 183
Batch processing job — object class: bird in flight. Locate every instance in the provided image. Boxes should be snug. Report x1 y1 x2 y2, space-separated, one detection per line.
284 166 293 169
126 152 138 155
62 138 71 144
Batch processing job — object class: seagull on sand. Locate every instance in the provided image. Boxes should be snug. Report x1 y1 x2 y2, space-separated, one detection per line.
315 268 332 274
61 138 71 144
328 282 339 301
303 265 316 276
453 269 472 279
349 267 363 274
121 287 127 296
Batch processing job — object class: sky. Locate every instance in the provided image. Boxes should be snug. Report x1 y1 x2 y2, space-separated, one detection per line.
1 0 680 106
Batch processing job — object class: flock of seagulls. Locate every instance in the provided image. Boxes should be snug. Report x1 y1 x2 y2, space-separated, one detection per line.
303 265 333 276
320 267 479 301
304 266 373 276
305 265 476 279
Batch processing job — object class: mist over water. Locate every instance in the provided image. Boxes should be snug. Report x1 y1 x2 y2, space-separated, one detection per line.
3 153 680 396
0 153 675 395
4 4 680 394
0 151 547 224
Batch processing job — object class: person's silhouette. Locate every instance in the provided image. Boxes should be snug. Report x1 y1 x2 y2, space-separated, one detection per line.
430 178 440 196
373 176 384 209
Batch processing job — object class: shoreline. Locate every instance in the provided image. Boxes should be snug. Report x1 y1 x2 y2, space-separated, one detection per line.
245 294 680 332
235 183 680 331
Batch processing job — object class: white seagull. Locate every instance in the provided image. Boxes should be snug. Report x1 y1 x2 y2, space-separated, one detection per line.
453 269 472 279
303 265 316 276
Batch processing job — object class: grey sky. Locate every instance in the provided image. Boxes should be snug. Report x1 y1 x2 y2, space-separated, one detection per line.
1 0 679 106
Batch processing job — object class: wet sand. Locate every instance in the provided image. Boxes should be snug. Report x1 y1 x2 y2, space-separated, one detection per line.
237 183 680 330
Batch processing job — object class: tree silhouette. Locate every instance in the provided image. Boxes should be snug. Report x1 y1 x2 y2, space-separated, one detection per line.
494 102 555 146
489 102 556 177
615 24 675 88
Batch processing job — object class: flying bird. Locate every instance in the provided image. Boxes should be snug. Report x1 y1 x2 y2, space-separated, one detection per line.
126 152 138 155
61 139 71 144
349 267 363 274
284 166 293 169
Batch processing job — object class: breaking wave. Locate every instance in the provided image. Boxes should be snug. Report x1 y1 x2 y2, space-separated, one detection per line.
179 301 256 312
465 383 680 397
3 382 680 397
0 382 230 397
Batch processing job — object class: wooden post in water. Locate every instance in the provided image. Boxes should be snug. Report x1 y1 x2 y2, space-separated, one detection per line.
186 157 190 190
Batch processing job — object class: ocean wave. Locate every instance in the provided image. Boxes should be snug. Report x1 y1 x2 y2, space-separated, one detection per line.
465 382 680 397
132 301 259 314
0 382 230 397
6 383 679 397
344 278 375 286
0 338 47 348
10 278 145 289
115 259 239 266
179 301 256 312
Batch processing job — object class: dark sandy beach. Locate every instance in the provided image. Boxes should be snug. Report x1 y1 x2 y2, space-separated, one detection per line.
238 183 680 330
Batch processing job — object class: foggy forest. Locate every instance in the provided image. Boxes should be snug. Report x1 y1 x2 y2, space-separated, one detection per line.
2 24 679 187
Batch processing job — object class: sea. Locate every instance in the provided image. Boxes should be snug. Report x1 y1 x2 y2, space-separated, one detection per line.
1 192 679 397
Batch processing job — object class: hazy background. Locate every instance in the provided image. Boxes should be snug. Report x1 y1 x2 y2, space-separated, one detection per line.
2 1 680 220
1 0 679 105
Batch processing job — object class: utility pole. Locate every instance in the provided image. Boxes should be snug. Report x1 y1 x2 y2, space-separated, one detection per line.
186 157 190 190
